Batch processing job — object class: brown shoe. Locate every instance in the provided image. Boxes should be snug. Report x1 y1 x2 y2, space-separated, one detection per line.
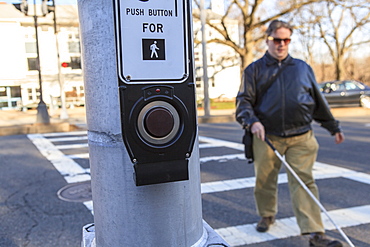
256 216 275 232
309 233 343 247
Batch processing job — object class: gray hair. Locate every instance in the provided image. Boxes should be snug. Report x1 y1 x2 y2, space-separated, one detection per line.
265 20 293 36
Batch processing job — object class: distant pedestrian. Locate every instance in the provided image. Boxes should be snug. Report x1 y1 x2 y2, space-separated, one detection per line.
236 20 345 247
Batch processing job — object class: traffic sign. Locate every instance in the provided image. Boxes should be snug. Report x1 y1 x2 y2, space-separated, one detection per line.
114 0 189 83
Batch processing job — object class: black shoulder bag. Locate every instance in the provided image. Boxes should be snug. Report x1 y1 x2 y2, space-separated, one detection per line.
243 63 288 163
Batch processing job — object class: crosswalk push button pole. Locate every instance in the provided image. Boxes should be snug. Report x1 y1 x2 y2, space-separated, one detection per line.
77 0 229 246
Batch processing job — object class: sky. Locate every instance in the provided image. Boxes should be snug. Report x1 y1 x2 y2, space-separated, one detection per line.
2 0 77 4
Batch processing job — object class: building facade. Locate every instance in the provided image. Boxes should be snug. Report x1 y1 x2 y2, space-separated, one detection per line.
0 2 83 110
0 2 240 110
193 2 241 103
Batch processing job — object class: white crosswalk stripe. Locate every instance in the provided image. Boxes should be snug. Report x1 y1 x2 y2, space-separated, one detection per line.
28 133 90 183
47 136 88 142
42 131 87 137
28 131 370 246
55 143 89 149
216 205 370 246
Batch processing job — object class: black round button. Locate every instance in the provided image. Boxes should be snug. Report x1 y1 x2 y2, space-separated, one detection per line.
144 107 174 138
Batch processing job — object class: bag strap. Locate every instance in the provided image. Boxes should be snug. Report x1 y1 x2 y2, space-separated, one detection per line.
257 63 288 101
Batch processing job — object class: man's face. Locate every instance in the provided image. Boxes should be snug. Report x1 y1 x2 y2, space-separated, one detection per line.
267 27 291 61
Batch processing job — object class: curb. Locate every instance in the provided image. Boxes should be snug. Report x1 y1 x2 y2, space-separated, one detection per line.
1 107 368 136
0 123 84 136
198 115 235 124
0 115 236 136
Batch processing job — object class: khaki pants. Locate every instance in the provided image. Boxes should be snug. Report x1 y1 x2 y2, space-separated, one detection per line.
253 130 325 234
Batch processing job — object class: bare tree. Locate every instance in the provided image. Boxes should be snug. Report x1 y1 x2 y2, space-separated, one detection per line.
192 0 333 74
314 0 370 80
292 4 321 64
345 55 370 85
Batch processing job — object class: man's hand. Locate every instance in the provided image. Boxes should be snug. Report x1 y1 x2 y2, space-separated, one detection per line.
251 122 265 140
335 132 345 144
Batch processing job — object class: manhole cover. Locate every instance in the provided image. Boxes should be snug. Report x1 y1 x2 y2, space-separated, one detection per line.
57 181 92 202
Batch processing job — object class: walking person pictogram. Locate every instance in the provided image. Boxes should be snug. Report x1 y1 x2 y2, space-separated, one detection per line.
150 41 159 58
142 39 165 60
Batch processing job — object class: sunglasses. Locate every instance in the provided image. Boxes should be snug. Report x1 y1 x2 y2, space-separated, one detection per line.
267 36 291 45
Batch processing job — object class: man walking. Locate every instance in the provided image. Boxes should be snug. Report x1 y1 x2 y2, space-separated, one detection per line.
236 20 345 247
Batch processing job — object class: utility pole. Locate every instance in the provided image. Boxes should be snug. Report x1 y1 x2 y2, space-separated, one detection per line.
34 30 49 122
33 0 50 124
200 0 211 117
14 0 50 123
33 3 50 124
51 0 69 119
78 0 228 246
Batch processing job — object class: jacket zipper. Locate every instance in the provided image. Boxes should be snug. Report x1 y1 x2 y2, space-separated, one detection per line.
279 62 286 136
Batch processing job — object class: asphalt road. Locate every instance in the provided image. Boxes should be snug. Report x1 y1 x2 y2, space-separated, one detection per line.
0 114 369 247
0 134 93 247
198 116 370 247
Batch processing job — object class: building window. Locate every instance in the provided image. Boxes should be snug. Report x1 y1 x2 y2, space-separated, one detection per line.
36 88 40 100
65 29 81 70
0 87 21 108
68 41 80 53
194 51 200 61
0 87 6 97
196 77 202 88
25 42 37 53
28 88 33 100
70 56 81 69
11 86 21 97
79 86 84 96
27 58 38 71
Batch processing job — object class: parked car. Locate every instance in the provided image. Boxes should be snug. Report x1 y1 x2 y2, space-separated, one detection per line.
318 80 370 108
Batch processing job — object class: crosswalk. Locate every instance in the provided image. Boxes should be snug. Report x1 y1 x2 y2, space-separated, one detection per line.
28 131 370 246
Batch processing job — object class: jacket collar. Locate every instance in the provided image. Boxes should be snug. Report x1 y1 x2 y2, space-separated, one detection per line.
264 51 293 66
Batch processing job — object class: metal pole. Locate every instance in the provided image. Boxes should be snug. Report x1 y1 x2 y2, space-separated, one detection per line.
52 0 69 119
34 0 50 124
77 1 227 246
200 0 210 117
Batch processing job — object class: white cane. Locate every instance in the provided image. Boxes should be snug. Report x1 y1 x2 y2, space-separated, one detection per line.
264 137 355 247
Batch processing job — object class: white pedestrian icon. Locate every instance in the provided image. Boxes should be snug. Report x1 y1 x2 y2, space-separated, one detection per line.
150 41 159 58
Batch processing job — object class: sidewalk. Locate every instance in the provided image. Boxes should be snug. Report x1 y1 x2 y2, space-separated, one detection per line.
0 106 368 136
0 106 236 136
0 107 87 136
